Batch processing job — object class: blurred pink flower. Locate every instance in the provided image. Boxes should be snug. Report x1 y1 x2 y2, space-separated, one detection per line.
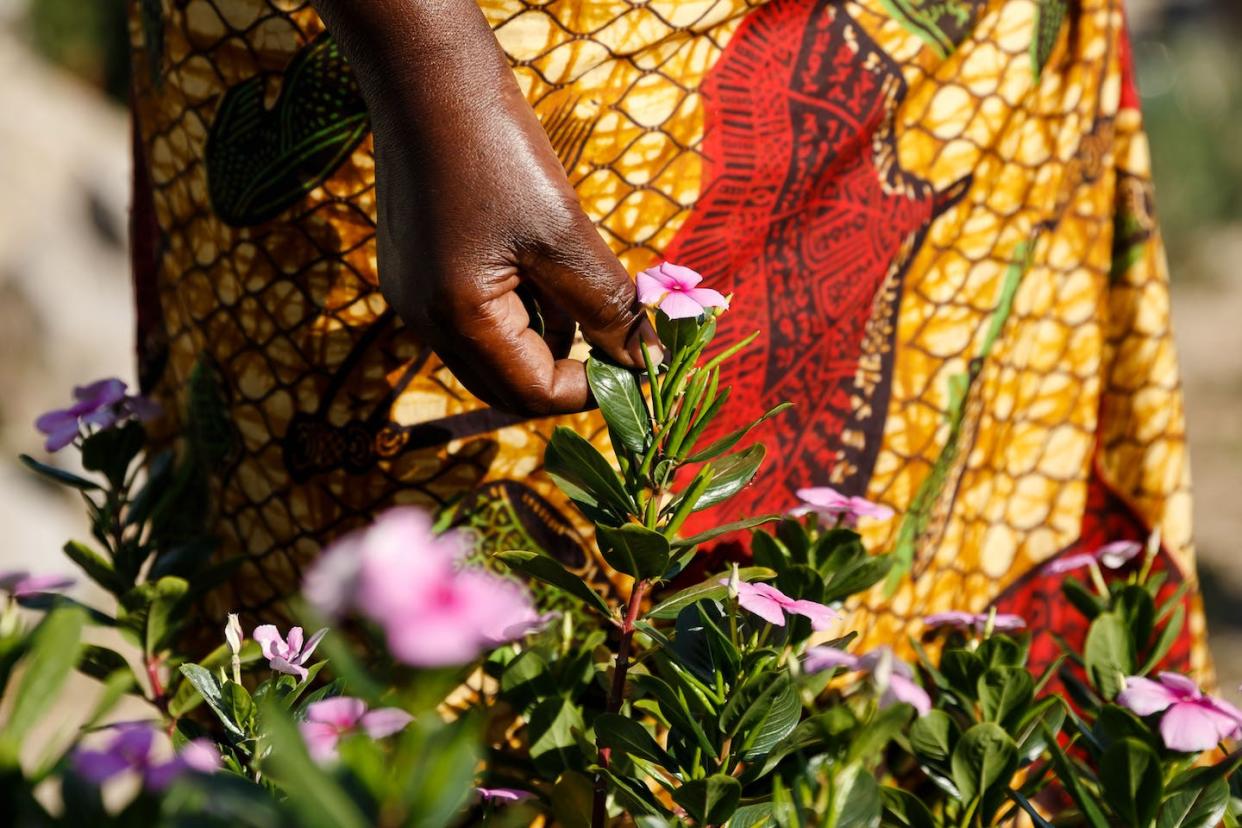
722 579 837 631
299 697 413 761
0 569 74 598
35 378 159 452
1043 539 1143 575
304 507 550 667
252 624 327 681
476 787 535 804
636 262 728 320
923 610 1025 633
1118 672 1242 752
804 645 931 716
73 724 218 790
792 487 893 528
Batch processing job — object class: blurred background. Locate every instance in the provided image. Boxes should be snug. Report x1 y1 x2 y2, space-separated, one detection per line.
0 0 1239 681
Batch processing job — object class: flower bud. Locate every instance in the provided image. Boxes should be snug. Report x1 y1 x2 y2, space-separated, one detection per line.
225 613 243 655
726 563 741 600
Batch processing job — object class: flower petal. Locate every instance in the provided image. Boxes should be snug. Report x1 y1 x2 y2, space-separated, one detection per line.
251 625 284 661
295 627 329 665
269 656 308 681
359 707 414 739
658 262 704 289
1042 553 1096 575
1096 540 1142 569
11 574 75 597
684 287 729 309
803 646 860 674
73 748 134 784
1156 672 1203 701
658 290 710 320
299 721 342 762
923 611 976 629
306 697 367 729
991 613 1027 631
786 599 838 631
477 786 535 803
736 589 787 627
1160 701 1236 753
636 268 672 304
285 626 304 656
1117 675 1180 716
883 674 932 717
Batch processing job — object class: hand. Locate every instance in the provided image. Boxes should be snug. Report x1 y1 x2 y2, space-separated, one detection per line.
313 0 658 416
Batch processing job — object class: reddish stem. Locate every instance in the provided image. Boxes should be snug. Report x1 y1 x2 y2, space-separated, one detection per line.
592 579 649 828
146 655 168 712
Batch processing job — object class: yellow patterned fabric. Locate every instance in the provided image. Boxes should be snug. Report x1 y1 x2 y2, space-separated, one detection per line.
127 0 1208 678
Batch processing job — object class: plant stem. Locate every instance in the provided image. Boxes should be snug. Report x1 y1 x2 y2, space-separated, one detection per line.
146 655 169 714
592 578 651 828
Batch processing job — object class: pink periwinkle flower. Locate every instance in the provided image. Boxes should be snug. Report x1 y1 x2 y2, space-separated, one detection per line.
923 610 1026 633
1117 672 1242 753
792 487 894 528
0 569 74 598
304 507 551 667
722 578 837 631
636 262 729 320
252 624 327 681
299 696 413 761
73 723 219 791
476 787 535 804
804 645 931 716
35 378 159 452
1043 539 1143 575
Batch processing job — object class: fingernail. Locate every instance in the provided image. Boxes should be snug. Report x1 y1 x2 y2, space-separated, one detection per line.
627 320 664 367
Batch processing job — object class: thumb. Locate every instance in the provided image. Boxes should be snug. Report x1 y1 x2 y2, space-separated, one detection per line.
527 217 663 368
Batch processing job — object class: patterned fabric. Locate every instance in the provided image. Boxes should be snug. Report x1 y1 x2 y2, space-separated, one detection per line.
127 0 1210 679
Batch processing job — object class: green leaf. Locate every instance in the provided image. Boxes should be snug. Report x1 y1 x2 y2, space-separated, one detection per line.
694 445 765 510
19 453 100 490
77 644 139 688
596 767 671 818
1158 778 1230 828
62 541 127 595
910 710 959 765
646 566 774 620
1115 585 1156 653
1100 737 1162 828
1042 721 1111 828
596 524 670 581
528 697 585 776
222 680 256 732
179 663 245 736
632 674 717 762
1063 576 1105 620
145 575 189 654
496 550 612 617
544 426 636 522
978 667 1034 729
940 648 985 700
1084 611 1136 699
1014 697 1066 762
81 420 146 486
672 774 741 826
257 700 370 828
682 402 792 463
594 713 674 768
950 722 1018 811
587 357 651 455
721 671 801 760
881 786 936 828
829 762 883 828
551 770 595 828
0 607 84 760
672 515 781 550
1141 602 1185 675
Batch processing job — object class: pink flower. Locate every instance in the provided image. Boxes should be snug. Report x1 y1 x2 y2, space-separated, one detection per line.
34 378 158 452
1043 539 1143 575
252 624 327 681
792 487 894 528
722 579 837 630
636 262 729 320
299 697 413 761
304 507 550 667
0 570 74 598
1117 672 1242 752
477 787 535 804
923 610 1026 633
804 645 931 716
73 723 219 790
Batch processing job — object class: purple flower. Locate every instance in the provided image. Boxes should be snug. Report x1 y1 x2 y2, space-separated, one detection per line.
252 624 327 681
299 697 413 761
636 262 729 320
0 569 74 598
73 724 219 790
1117 672 1242 752
792 487 894 528
722 579 838 631
476 787 535 804
304 507 550 667
1043 539 1143 575
804 645 931 716
34 378 159 452
923 610 1025 633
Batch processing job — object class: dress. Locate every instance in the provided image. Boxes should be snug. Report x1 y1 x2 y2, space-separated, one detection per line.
127 0 1210 678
